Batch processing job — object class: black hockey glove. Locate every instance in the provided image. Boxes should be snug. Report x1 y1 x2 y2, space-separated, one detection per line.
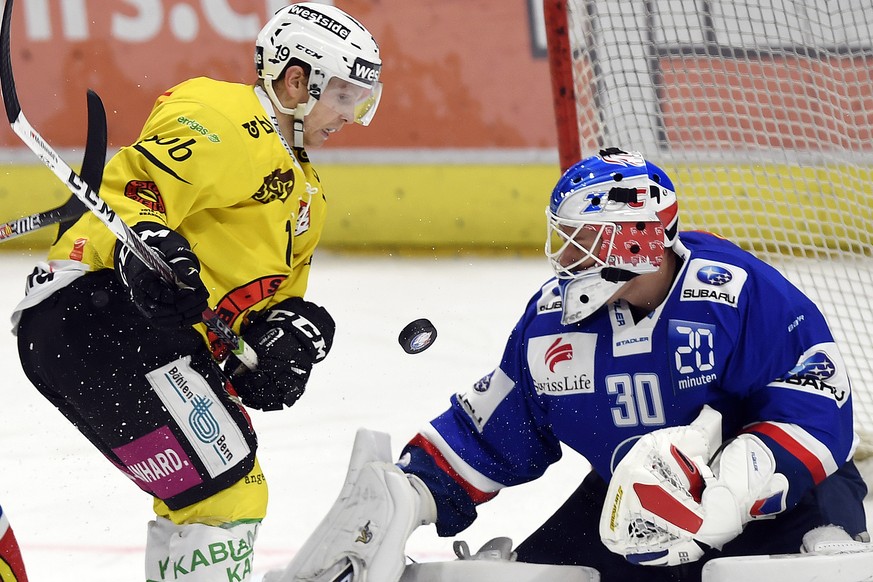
227 297 336 411
114 222 209 328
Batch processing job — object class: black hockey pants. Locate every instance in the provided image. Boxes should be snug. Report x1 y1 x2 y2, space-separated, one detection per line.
16 269 258 510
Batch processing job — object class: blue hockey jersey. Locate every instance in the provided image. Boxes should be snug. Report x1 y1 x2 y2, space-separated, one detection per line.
400 231 860 536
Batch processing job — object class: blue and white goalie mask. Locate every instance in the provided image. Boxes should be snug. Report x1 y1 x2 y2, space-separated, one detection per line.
545 148 680 324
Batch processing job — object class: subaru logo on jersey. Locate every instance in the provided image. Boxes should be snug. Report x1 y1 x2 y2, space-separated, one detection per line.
680 259 748 308
536 280 563 314
473 372 493 393
457 367 515 432
527 333 597 396
771 344 850 407
696 265 733 286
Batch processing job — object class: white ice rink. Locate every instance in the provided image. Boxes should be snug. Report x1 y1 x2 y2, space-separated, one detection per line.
0 250 870 580
0 250 593 580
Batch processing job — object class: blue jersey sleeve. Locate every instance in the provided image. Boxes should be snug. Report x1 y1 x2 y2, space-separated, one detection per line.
720 258 856 509
400 292 563 536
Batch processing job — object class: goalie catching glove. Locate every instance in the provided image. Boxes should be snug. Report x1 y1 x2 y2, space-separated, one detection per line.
600 406 790 566
114 222 209 328
226 297 335 411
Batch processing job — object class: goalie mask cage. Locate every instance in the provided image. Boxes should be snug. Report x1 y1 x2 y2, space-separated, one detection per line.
544 1 873 449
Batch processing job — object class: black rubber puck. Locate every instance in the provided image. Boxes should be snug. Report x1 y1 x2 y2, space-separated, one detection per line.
398 318 437 354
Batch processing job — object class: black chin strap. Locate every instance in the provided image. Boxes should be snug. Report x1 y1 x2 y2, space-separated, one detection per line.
600 268 639 283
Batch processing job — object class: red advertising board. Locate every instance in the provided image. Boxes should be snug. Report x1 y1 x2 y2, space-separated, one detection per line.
0 0 555 150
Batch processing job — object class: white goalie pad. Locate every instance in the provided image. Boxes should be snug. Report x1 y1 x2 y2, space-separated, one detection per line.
399 560 600 582
702 550 873 582
703 525 873 582
264 428 422 582
400 537 599 582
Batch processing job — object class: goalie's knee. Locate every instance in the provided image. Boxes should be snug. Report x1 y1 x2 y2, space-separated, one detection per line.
155 457 268 526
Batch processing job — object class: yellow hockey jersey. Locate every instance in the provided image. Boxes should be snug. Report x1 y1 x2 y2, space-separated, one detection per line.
42 77 326 343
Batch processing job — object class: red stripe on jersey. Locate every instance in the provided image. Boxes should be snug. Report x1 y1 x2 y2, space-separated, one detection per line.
633 483 703 533
0 528 29 581
744 422 827 484
408 434 497 504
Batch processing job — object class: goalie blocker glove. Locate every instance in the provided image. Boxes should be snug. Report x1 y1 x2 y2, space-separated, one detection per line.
227 297 335 411
114 222 209 328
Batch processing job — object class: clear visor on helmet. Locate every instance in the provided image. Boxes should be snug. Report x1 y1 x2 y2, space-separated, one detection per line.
314 75 383 126
545 209 665 279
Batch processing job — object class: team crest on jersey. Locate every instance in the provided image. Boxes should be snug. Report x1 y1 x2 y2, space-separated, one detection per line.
124 180 166 214
679 259 747 307
253 168 296 204
770 343 850 407
527 333 596 396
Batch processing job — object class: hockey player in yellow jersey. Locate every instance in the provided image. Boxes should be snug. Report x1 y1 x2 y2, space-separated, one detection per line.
13 4 381 580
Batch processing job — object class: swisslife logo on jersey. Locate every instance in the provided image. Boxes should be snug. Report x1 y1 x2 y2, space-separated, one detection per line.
679 259 748 308
527 333 597 396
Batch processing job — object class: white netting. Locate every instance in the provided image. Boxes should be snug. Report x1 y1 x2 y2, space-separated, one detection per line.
549 0 873 446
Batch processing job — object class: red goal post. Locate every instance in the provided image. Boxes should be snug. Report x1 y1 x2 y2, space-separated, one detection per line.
543 0 873 456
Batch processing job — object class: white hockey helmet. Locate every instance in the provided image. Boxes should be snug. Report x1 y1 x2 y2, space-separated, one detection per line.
255 3 382 126
545 148 680 323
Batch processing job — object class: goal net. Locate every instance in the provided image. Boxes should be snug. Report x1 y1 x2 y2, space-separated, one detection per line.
544 1 873 455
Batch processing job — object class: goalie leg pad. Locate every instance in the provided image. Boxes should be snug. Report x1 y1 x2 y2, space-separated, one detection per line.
145 516 259 581
400 560 601 582
402 537 600 582
702 546 873 582
265 428 428 582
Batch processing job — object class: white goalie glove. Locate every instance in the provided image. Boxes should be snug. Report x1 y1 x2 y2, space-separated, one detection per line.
600 406 790 566
264 428 436 582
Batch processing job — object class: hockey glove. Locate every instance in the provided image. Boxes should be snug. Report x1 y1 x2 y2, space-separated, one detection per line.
227 297 335 411
114 222 209 328
601 406 790 566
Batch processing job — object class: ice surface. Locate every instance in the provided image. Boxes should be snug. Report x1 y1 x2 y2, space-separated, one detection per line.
0 251 868 580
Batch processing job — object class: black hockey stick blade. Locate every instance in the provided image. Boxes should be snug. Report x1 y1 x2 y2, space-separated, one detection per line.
53 88 106 241
0 88 106 243
0 0 20 123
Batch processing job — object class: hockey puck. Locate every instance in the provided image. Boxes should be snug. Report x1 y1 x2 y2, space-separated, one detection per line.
398 319 437 354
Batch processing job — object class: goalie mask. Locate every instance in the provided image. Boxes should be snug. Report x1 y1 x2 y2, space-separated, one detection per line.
545 148 680 324
256 3 383 128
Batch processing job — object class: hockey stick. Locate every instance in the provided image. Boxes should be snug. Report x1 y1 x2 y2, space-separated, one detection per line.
0 89 104 243
0 0 257 370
